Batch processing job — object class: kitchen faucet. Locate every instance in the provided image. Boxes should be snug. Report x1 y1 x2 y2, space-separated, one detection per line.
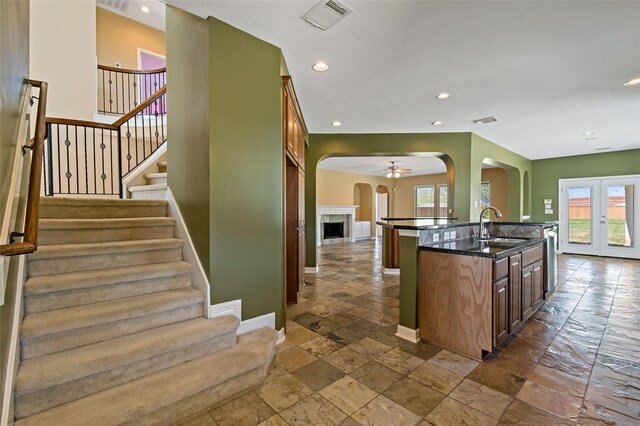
479 206 503 239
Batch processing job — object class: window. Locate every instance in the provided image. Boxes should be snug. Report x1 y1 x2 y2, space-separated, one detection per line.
415 185 435 216
438 185 448 217
480 181 491 210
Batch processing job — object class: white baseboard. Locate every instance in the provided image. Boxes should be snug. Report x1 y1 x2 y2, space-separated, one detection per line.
305 266 319 274
166 187 211 317
276 327 286 345
237 312 276 335
381 266 400 276
209 299 241 320
396 325 420 343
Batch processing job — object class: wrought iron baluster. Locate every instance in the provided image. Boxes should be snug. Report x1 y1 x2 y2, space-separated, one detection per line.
46 122 53 196
64 125 71 194
100 129 106 194
93 128 97 194
84 127 88 194
116 128 123 198
75 125 79 193
108 71 113 113
56 124 61 194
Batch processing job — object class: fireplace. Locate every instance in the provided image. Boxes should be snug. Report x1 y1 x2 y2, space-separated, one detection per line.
323 222 344 239
316 205 357 246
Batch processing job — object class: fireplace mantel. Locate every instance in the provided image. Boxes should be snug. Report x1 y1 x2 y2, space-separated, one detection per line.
316 205 357 246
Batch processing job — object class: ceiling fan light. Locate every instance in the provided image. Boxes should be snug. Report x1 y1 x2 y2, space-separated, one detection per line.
394 172 401 178
386 172 393 178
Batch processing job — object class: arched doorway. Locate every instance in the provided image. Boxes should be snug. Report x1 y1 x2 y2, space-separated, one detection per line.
375 185 390 236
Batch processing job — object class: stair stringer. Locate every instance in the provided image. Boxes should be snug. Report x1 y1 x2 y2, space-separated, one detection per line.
166 186 210 317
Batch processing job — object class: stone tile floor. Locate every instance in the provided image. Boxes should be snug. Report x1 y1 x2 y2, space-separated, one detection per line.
181 239 640 425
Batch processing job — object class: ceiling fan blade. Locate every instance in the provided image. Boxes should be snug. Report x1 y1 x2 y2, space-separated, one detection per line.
396 168 412 173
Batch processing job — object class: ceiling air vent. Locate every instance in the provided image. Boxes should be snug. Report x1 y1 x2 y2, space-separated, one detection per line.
96 0 127 11
473 116 500 125
302 0 353 30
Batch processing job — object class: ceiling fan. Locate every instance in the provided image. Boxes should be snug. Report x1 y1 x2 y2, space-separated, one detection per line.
378 161 412 178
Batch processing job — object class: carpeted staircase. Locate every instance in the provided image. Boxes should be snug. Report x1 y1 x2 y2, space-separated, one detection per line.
14 197 277 425
128 160 167 200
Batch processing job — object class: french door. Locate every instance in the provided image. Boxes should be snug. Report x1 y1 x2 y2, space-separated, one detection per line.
560 176 639 259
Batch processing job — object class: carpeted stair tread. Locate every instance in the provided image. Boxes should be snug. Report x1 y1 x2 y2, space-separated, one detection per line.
25 261 192 296
39 217 175 230
15 317 241 417
21 288 203 340
39 197 167 219
143 173 167 179
16 316 240 396
15 328 277 426
128 183 167 192
28 238 182 260
38 217 176 244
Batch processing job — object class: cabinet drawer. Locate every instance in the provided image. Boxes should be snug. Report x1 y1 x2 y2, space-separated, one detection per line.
522 244 543 266
493 258 508 281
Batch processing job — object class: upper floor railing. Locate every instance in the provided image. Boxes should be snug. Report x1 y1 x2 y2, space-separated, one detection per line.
97 65 166 116
0 80 48 257
45 85 167 198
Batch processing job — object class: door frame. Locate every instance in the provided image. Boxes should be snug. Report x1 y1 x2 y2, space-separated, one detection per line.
559 174 640 259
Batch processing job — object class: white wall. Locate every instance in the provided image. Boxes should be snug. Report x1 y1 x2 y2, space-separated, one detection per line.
30 1 97 120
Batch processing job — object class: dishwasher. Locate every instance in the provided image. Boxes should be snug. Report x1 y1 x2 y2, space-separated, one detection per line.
544 223 558 297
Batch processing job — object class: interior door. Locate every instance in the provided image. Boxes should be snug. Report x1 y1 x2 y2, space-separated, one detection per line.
376 193 388 237
560 176 640 259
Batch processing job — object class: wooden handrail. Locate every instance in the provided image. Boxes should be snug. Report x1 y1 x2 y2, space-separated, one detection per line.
112 86 166 128
0 80 48 256
98 64 166 75
46 85 166 131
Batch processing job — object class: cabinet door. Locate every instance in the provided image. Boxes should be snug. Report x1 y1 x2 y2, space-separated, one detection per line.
493 277 509 348
286 102 295 155
299 131 305 170
508 254 522 332
532 260 544 311
522 264 534 321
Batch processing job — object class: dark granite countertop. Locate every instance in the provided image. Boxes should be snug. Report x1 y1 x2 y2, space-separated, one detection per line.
420 236 546 259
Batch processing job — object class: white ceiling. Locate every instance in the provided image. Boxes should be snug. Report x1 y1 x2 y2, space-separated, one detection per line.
97 0 166 31
319 155 447 177
166 1 639 160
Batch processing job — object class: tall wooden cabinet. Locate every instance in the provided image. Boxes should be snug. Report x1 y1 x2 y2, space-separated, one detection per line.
283 76 307 305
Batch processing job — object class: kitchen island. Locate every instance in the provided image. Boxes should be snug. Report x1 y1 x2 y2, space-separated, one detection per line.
377 219 554 360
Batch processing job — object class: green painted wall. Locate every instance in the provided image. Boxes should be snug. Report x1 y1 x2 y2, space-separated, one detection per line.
470 134 532 221
531 149 640 222
1 0 29 412
166 6 211 275
208 17 284 328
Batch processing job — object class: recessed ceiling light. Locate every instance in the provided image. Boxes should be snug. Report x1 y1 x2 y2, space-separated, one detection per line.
436 93 450 100
586 137 598 141
141 6 150 13
623 78 640 86
313 62 329 72
431 121 443 126
583 131 594 136
331 121 341 127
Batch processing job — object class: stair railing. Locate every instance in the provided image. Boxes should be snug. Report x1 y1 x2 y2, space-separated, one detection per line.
98 65 166 116
44 85 166 198
0 80 48 257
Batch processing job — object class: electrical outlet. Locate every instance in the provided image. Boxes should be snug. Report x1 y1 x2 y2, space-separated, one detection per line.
114 62 122 68
444 231 450 240
432 233 440 242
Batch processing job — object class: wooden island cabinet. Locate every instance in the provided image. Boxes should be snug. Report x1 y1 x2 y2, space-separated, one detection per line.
420 239 547 360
